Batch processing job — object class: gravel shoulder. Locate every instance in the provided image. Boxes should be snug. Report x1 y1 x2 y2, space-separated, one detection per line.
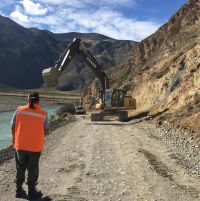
0 116 200 201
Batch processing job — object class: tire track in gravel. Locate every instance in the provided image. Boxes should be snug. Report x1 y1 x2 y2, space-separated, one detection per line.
0 117 200 201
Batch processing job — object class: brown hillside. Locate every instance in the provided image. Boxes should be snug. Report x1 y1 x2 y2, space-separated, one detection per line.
83 0 200 133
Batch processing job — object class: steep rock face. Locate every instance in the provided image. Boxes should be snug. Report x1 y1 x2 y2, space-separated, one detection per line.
114 0 200 132
0 15 136 89
84 0 200 132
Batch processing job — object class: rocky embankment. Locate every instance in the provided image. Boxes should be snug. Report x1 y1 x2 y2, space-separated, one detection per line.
0 110 75 166
136 120 200 177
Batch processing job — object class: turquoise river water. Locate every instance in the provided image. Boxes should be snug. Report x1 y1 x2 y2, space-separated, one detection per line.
0 105 62 151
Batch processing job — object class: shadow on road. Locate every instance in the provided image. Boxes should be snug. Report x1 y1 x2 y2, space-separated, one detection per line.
128 111 149 120
86 109 171 126
87 121 129 126
27 196 52 201
87 111 150 126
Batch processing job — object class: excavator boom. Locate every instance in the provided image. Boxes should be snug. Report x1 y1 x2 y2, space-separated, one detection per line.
42 38 109 92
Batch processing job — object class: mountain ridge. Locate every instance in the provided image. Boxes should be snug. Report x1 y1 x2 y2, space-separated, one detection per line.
0 15 137 89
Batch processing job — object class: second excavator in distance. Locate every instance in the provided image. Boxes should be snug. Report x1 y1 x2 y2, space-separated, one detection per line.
42 38 136 121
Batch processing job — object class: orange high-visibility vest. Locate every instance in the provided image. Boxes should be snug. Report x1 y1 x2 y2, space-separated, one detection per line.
14 104 48 152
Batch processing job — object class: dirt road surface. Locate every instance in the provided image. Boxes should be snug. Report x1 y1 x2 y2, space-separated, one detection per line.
0 116 200 201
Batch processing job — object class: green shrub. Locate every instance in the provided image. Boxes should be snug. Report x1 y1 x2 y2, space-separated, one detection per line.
56 103 75 116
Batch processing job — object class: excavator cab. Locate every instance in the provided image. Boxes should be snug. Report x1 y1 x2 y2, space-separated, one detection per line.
92 88 129 121
104 89 125 109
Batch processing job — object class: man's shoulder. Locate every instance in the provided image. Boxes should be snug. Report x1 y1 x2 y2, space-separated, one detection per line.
17 104 29 111
39 108 48 116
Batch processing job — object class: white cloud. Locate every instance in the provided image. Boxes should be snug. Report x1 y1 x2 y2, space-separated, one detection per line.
20 0 48 15
40 0 86 8
8 0 161 41
97 0 135 7
32 15 63 26
46 7 161 41
40 0 136 8
10 5 29 25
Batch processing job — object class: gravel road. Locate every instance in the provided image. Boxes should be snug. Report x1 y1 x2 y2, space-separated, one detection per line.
0 116 199 201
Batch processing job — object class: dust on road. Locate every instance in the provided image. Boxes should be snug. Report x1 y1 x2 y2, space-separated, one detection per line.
0 117 200 201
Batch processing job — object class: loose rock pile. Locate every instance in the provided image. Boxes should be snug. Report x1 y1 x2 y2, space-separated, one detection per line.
136 120 200 177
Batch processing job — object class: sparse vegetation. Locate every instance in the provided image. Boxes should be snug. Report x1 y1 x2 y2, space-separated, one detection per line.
56 103 75 116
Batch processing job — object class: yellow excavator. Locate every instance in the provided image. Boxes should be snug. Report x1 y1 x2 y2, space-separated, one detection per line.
42 38 136 121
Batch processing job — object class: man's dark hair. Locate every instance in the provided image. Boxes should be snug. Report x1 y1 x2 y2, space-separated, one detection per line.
28 92 40 109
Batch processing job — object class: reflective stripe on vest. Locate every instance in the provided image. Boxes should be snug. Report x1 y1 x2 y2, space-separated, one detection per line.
16 110 47 119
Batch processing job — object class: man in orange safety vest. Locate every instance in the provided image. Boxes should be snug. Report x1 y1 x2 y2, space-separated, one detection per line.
11 92 48 199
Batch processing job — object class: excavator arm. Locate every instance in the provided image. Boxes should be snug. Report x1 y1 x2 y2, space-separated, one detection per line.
78 49 109 93
42 38 109 93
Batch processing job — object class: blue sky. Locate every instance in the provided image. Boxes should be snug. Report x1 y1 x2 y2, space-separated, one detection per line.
0 0 188 41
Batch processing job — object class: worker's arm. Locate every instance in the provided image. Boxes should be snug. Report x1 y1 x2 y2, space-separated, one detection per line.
44 117 49 136
11 125 15 146
44 129 49 136
11 110 17 147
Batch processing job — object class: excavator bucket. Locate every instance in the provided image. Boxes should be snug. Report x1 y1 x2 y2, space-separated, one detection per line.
42 67 61 88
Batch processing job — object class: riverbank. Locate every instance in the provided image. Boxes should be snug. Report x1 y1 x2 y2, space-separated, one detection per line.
0 95 26 112
0 90 80 112
0 111 76 166
0 95 76 113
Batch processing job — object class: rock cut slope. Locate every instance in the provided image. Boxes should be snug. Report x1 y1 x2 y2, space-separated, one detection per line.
83 0 200 133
